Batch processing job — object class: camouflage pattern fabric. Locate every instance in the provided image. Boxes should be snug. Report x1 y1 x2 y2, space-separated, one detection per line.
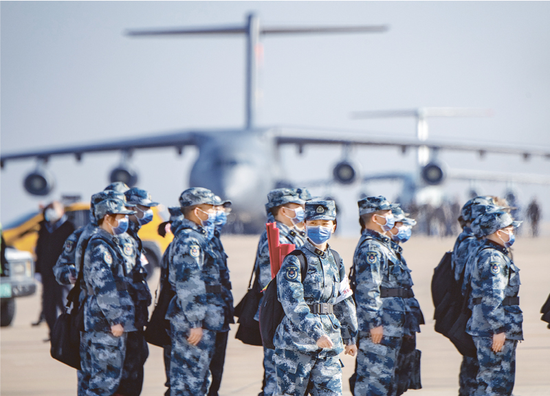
178 187 217 208
471 209 521 238
53 226 84 285
274 240 357 395
458 355 479 396
264 188 305 211
357 196 392 216
472 337 518 396
304 199 336 221
274 349 343 396
467 240 523 341
452 226 481 287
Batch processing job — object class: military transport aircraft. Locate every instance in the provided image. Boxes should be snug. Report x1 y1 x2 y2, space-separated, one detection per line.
2 13 550 232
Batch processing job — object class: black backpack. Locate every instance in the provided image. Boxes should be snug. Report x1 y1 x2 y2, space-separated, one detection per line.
259 249 341 350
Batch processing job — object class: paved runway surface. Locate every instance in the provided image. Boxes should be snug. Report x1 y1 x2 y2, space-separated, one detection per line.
2 235 549 395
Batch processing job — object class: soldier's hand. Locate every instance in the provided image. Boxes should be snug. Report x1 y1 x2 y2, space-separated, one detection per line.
370 326 383 344
492 332 506 352
188 327 203 346
316 334 334 349
345 344 357 357
111 324 124 337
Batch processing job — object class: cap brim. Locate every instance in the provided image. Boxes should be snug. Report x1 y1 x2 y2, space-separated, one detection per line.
511 220 522 228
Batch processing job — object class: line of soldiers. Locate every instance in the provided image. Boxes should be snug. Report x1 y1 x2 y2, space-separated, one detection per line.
451 196 523 396
51 182 523 396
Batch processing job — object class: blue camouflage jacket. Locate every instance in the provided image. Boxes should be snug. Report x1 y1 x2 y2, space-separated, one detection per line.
253 221 305 320
54 226 85 285
353 229 409 337
210 230 234 331
391 241 424 335
165 218 225 331
274 240 358 355
452 226 482 294
467 239 523 340
82 228 136 333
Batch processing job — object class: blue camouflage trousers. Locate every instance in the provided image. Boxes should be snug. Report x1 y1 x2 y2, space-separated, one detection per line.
262 346 278 396
78 332 90 396
170 322 216 396
117 330 149 396
458 355 479 396
164 344 171 396
354 334 402 396
79 331 127 396
274 348 343 396
473 336 517 396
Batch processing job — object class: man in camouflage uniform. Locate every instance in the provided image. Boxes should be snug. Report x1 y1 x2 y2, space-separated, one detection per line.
467 208 523 396
450 196 496 395
274 199 357 396
80 192 137 396
116 187 158 396
351 196 410 396
253 188 308 396
388 205 423 395
54 183 130 395
166 187 225 395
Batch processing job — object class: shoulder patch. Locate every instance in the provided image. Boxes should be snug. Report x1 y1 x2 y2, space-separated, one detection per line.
123 243 134 257
103 251 113 265
64 240 75 253
490 262 501 275
286 266 299 281
190 244 200 258
366 251 379 264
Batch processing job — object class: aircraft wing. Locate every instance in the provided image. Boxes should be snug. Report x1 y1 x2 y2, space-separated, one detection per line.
448 169 550 185
274 127 550 160
0 130 199 166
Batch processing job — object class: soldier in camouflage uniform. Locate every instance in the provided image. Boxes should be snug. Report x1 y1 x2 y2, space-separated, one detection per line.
80 192 137 396
388 205 423 396
159 206 184 396
115 187 158 396
202 196 234 396
274 198 358 396
450 196 497 395
253 188 308 396
166 187 225 396
467 208 522 396
351 196 410 396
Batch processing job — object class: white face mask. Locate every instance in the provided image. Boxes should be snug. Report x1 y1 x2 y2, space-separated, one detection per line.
44 208 61 223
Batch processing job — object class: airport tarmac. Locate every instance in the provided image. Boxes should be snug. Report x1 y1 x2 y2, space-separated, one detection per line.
1 235 549 395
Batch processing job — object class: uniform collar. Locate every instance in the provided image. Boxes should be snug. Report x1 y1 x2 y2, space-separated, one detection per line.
304 239 328 258
391 240 403 253
174 218 208 238
363 228 391 244
483 238 509 255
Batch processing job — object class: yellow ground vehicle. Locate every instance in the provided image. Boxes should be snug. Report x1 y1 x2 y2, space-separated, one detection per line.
3 202 173 275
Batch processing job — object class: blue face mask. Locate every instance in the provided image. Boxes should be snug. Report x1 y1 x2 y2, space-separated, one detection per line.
112 216 129 235
137 208 154 226
215 210 227 232
376 214 395 232
499 230 515 248
307 225 333 245
284 207 305 225
197 208 216 239
392 226 412 243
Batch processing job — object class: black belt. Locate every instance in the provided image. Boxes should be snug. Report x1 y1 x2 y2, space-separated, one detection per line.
380 287 414 298
205 284 223 294
309 303 333 315
472 296 520 306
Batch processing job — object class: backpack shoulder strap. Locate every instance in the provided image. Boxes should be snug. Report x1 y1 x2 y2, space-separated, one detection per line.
287 250 308 282
329 249 343 282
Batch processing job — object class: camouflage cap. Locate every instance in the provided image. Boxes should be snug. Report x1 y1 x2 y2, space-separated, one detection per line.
92 191 136 221
391 204 417 226
471 207 522 237
459 196 495 224
124 187 159 207
103 182 130 193
213 195 232 208
179 187 216 208
264 188 305 210
168 206 183 222
296 187 312 201
305 199 336 221
358 195 392 216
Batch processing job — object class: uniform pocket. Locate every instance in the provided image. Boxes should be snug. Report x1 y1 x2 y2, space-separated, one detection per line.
364 339 388 356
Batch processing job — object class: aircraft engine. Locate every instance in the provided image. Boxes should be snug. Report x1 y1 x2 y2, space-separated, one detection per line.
333 160 358 185
421 162 446 185
110 165 138 187
23 168 55 196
